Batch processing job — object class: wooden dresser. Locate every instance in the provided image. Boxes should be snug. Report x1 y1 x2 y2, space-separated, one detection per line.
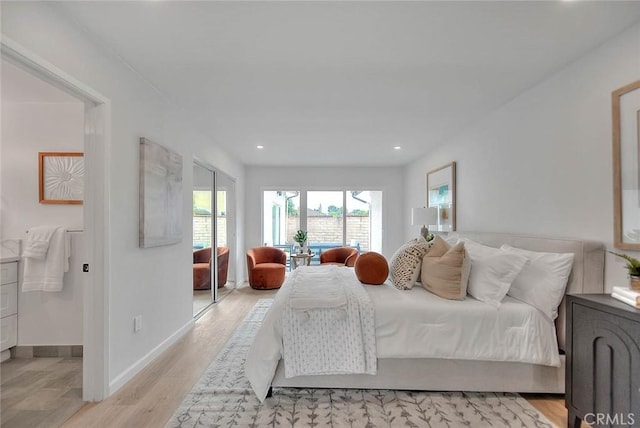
566 294 640 428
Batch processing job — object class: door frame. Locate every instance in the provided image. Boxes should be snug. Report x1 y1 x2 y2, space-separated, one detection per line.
2 36 111 401
215 170 237 290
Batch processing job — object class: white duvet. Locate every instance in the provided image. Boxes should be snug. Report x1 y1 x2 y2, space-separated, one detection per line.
282 266 376 378
245 268 560 402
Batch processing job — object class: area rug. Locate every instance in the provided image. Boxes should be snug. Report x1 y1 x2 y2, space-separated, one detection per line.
167 299 553 428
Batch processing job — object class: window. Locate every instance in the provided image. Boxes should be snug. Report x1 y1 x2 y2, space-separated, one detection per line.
262 191 300 246
346 191 383 252
262 190 382 256
307 191 344 248
193 190 212 250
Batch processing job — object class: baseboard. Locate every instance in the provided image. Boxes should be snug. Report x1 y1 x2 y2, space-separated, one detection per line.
11 345 83 358
108 319 195 395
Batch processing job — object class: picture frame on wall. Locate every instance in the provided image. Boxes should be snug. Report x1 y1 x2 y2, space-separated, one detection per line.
612 80 640 250
139 137 183 248
38 152 84 204
426 161 456 232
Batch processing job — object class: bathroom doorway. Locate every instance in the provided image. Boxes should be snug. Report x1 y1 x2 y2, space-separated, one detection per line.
0 54 105 425
2 39 110 404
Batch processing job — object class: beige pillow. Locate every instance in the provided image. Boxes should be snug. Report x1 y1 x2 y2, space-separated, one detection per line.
390 238 431 290
421 237 470 300
426 235 449 258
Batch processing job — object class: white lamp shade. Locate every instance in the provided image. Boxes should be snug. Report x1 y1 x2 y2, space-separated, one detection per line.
411 207 438 226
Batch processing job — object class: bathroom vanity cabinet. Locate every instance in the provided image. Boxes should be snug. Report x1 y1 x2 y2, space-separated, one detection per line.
1 260 18 361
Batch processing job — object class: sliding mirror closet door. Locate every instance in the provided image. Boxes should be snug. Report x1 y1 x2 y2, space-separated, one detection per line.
192 161 215 316
215 172 236 296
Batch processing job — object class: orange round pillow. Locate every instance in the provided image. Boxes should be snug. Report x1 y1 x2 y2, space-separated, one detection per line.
354 252 389 285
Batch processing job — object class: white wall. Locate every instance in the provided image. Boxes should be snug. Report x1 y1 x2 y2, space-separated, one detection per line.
1 2 245 393
1 103 84 236
405 22 640 291
1 100 85 345
245 166 405 261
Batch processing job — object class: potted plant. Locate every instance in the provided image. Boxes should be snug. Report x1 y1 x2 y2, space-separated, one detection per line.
610 251 640 290
293 229 308 254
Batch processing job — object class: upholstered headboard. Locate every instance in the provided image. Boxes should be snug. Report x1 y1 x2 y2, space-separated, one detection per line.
452 232 605 351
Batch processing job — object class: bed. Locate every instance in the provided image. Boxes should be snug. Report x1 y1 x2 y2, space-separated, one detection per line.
245 232 605 402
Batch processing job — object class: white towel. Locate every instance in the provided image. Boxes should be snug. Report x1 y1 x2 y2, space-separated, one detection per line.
23 226 56 259
22 226 70 292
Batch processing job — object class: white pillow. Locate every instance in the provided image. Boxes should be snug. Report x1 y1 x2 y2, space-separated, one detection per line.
463 239 528 307
500 244 574 320
390 238 431 290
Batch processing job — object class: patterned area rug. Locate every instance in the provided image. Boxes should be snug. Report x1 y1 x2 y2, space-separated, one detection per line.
167 299 553 428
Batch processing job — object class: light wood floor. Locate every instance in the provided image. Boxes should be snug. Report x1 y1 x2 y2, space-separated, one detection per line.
1 356 84 427
61 283 571 427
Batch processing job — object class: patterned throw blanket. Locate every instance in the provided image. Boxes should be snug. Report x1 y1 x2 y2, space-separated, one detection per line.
282 266 376 378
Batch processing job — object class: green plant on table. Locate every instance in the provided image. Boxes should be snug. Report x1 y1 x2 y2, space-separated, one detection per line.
609 251 640 277
293 229 308 246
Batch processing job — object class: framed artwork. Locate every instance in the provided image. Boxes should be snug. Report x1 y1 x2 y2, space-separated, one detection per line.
38 152 84 204
139 137 183 248
613 80 640 250
426 161 456 232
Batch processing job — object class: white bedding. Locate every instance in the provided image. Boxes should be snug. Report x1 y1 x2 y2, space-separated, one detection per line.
245 267 560 402
282 266 376 378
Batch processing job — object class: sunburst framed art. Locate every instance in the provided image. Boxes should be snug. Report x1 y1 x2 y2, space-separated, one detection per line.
38 152 84 204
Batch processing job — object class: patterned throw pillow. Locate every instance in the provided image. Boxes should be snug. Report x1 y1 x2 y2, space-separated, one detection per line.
390 238 431 290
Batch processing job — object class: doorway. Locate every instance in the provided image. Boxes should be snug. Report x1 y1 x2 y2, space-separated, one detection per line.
2 39 109 402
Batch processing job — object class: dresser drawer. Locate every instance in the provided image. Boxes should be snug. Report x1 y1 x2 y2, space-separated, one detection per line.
0 283 18 318
0 314 17 351
1 262 18 285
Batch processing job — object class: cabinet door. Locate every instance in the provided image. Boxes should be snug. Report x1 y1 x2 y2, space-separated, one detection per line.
0 314 17 351
571 304 640 418
0 283 18 318
0 262 17 285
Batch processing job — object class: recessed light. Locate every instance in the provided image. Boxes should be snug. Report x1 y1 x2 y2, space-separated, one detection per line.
393 146 401 150
256 145 264 149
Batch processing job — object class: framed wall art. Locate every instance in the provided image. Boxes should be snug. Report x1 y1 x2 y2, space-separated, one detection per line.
139 137 183 248
426 161 456 232
38 152 84 204
613 80 640 250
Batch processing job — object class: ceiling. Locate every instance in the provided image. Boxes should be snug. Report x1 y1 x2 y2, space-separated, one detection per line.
52 1 640 167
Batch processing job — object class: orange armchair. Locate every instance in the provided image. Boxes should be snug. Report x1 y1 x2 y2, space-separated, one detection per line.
193 247 230 290
216 247 229 288
320 247 359 267
246 247 286 289
193 247 212 290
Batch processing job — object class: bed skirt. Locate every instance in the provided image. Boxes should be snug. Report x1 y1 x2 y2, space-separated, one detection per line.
272 355 565 394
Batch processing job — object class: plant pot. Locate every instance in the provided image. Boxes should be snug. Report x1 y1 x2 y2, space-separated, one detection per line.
631 275 640 291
